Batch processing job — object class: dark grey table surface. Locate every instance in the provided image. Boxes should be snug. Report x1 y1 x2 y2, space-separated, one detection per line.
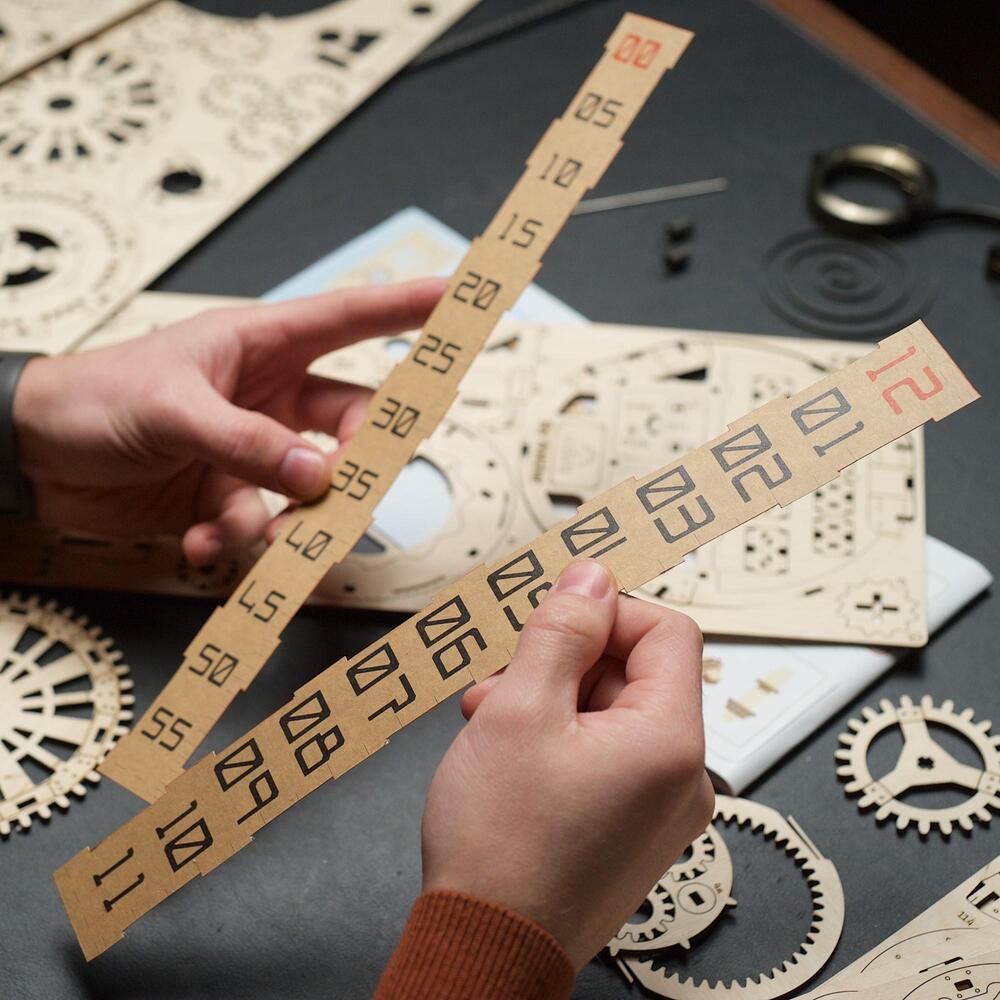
3 1 998 998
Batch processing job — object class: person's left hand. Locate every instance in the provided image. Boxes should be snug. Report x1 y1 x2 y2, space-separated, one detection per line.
13 278 446 566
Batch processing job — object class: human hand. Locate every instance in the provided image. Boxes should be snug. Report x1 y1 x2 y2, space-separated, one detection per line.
421 559 713 971
13 278 445 566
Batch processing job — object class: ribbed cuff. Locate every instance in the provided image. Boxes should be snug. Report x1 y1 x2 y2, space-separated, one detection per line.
375 890 575 1000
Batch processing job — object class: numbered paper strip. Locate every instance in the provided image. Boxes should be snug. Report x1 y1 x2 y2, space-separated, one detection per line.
98 13 696 803
56 321 978 960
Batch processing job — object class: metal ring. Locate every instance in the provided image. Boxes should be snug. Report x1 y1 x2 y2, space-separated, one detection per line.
809 143 938 234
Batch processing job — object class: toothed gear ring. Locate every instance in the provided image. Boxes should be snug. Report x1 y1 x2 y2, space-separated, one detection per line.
0 593 134 835
608 826 736 957
836 694 1000 837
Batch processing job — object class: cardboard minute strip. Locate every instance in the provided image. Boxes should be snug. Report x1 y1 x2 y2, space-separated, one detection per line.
0 0 480 354
56 322 979 961
98 14 697 804
0 1 155 86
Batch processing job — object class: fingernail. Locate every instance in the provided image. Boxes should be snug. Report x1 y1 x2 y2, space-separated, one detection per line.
201 537 222 564
554 560 613 600
279 447 325 497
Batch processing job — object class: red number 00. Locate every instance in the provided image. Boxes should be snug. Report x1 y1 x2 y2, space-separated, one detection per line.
614 33 661 68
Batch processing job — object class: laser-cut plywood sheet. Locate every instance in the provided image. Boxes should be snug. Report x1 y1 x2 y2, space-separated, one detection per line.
53 322 979 960
799 855 1000 998
290 320 932 648
0 293 931 648
0 0 478 354
0 0 154 85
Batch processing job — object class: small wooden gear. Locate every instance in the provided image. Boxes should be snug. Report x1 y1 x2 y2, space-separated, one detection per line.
608 825 737 956
836 694 1000 836
0 593 133 835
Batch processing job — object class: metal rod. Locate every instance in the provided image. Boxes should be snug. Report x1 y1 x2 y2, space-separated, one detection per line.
572 177 729 216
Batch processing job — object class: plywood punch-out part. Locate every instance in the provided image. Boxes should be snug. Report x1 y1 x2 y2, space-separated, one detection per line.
836 693 1000 836
608 823 736 956
615 795 845 999
0 593 134 836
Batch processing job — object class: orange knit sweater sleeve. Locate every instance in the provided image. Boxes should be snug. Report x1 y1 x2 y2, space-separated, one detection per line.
374 891 575 1000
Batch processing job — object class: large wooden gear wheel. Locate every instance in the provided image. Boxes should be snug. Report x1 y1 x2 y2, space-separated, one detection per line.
0 593 133 835
836 694 1000 837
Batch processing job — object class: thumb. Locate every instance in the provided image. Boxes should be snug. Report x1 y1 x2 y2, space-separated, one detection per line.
171 389 330 500
501 560 618 719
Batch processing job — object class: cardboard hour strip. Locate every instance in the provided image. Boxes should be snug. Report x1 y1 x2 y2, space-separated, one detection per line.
98 14 697 804
57 321 978 960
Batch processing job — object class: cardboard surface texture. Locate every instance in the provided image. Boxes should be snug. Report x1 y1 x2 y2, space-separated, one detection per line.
55 320 978 960
95 13 697 803
0 0 479 354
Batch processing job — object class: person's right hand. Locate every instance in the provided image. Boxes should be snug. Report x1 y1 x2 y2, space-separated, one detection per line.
421 559 714 971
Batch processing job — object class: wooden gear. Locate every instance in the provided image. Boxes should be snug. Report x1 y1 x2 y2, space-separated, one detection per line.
53 319 978 961
608 824 736 956
836 694 1000 836
615 795 845 1000
0 593 133 836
